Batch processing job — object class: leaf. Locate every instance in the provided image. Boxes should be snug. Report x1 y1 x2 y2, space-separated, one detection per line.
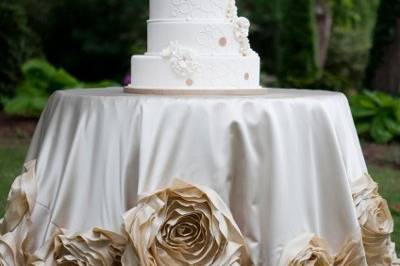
21 59 56 91
4 96 47 118
351 106 377 118
48 69 80 93
349 93 377 109
364 91 384 107
376 92 396 107
370 116 394 144
383 117 400 136
395 103 400 122
83 80 119 88
355 122 371 135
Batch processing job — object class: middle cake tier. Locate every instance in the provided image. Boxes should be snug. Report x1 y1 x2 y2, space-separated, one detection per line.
147 20 242 55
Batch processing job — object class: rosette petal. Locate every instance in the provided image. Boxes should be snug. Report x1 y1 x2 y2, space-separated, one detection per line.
0 160 36 234
278 234 334 266
333 236 366 266
122 179 252 266
28 228 128 265
0 160 37 266
352 173 400 265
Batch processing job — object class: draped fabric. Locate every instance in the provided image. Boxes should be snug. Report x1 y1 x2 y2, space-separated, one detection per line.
0 87 397 265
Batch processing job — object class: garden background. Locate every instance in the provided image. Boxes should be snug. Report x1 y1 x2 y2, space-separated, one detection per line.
0 0 399 253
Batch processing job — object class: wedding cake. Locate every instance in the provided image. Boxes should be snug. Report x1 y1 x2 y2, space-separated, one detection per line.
126 0 264 94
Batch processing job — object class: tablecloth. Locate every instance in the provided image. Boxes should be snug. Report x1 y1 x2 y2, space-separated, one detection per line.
1 87 398 265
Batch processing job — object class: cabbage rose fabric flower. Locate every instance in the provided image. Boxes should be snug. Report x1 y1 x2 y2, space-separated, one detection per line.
122 179 252 266
0 160 36 234
278 234 333 266
28 228 127 265
333 236 366 265
0 160 37 266
352 174 400 265
278 233 367 266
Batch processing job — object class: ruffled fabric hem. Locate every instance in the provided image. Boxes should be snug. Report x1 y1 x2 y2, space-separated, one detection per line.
0 161 399 265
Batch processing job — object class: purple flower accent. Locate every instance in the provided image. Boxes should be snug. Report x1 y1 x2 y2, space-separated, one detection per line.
123 73 131 85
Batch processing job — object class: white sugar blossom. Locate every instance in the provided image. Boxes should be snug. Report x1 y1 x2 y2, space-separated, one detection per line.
161 41 200 78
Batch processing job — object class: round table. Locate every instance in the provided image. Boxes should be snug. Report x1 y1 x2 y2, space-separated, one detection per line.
4 88 395 265
2 87 397 265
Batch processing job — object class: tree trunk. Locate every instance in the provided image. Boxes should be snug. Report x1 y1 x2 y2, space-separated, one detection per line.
315 0 332 68
372 18 400 94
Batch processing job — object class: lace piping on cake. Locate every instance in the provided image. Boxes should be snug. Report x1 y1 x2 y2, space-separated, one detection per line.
161 41 201 78
226 0 253 56
196 24 225 53
170 0 225 19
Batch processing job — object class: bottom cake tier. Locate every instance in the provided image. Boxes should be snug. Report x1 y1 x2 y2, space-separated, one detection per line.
130 54 260 90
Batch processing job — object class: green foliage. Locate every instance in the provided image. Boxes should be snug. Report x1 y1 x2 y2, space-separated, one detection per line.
82 80 119 89
3 59 119 118
368 165 400 254
0 143 29 217
238 0 278 73
4 59 80 118
0 1 41 101
350 91 400 143
276 0 321 88
364 0 400 90
324 0 380 91
17 0 148 82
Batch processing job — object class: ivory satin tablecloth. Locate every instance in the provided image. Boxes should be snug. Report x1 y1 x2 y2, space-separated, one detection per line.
18 87 374 264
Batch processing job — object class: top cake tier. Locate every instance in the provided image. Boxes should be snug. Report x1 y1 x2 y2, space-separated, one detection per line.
150 0 230 20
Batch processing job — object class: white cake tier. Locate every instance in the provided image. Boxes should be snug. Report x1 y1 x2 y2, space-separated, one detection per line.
150 0 230 20
147 20 241 55
130 55 260 90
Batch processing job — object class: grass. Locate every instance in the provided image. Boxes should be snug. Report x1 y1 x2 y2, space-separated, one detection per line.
369 165 400 254
0 141 28 217
0 142 398 255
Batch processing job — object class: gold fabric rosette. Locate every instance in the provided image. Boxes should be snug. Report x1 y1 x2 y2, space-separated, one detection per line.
352 173 400 265
122 179 252 266
28 228 127 265
278 234 334 266
333 237 366 265
278 234 366 266
0 160 37 266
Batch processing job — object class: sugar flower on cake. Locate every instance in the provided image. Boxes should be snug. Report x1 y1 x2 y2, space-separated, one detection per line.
122 179 252 266
234 17 250 40
352 173 400 265
278 234 333 266
226 0 238 23
225 0 253 56
161 41 200 78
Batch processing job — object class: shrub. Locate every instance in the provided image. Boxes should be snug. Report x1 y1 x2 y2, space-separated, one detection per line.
350 91 400 144
276 0 321 88
0 1 41 101
238 0 278 74
3 59 120 118
324 0 380 91
17 0 147 83
364 0 400 93
3 59 80 117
